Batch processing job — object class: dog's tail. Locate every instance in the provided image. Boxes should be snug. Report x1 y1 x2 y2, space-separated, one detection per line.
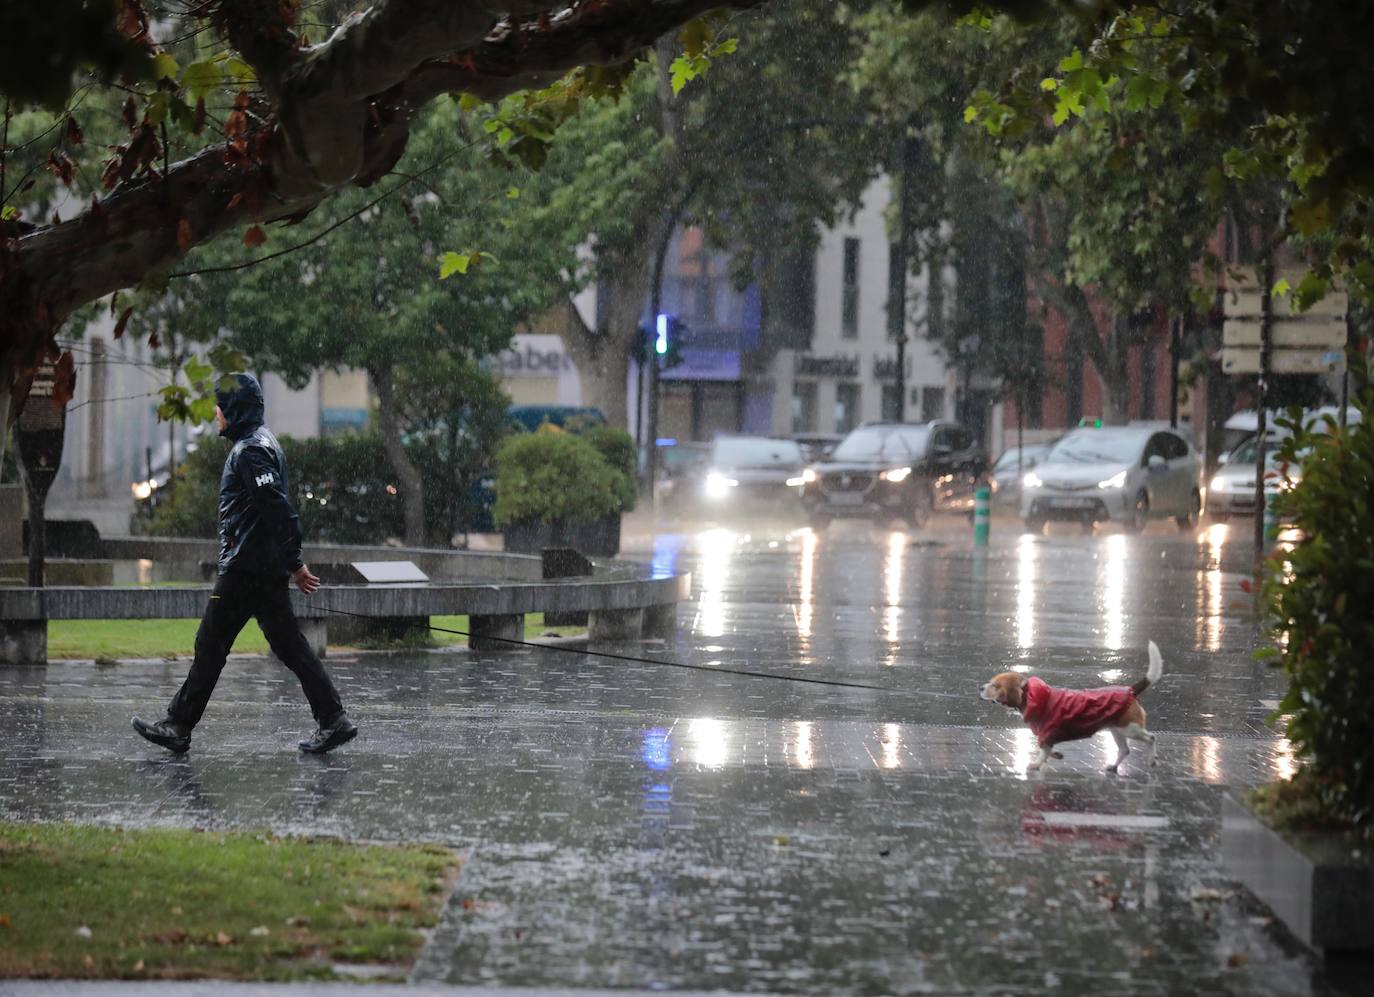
1131 641 1164 697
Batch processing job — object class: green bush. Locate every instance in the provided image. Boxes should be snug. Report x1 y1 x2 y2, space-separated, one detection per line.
580 425 638 512
1259 391 1374 829
146 434 408 545
145 440 228 538
492 430 625 526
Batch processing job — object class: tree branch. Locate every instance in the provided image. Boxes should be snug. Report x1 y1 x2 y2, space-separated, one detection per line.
2 0 764 379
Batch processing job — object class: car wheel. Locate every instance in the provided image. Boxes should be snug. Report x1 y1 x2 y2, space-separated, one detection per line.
1126 491 1149 533
907 484 933 529
1176 489 1202 531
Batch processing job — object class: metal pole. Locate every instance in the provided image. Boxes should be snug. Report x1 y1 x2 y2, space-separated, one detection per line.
1169 315 1181 429
1253 257 1273 563
892 125 917 422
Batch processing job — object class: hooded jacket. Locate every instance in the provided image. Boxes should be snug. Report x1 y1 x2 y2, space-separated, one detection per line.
214 373 304 577
1021 676 1136 748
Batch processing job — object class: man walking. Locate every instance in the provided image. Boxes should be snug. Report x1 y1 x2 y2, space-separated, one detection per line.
133 373 356 755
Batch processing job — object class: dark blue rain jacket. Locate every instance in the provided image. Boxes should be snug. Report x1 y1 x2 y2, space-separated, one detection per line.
214 373 304 577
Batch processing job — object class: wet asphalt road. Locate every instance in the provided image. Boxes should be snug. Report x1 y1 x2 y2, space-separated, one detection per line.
0 517 1345 995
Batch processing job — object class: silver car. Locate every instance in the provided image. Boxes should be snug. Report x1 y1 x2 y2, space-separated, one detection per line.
1021 426 1202 532
990 443 1053 508
1207 434 1298 519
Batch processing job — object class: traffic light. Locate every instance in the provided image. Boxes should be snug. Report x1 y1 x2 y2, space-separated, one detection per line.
654 314 686 370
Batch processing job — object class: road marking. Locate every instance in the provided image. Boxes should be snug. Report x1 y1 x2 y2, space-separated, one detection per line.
1039 812 1169 830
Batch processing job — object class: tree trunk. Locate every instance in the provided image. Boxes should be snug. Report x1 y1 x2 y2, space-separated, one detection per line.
1100 315 1132 425
563 259 647 430
370 367 425 546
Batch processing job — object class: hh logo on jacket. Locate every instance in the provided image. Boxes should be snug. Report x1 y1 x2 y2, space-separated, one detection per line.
255 472 275 487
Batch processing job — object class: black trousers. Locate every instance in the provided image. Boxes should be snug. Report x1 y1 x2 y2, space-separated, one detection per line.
167 571 343 729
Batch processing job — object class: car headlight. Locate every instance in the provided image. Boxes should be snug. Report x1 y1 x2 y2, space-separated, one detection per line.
704 471 738 499
1097 470 1128 490
880 466 912 483
1210 475 1228 493
787 468 818 488
1023 472 1043 489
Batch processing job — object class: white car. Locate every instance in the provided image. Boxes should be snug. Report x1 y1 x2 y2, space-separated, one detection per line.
1208 433 1306 519
1020 426 1202 533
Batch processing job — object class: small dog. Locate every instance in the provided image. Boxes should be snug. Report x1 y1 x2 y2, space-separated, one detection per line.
981 641 1164 773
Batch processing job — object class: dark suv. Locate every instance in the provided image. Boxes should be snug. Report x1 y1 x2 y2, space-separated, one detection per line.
799 421 987 529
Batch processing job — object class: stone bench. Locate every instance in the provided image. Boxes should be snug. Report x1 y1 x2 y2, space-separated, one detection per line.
0 572 691 665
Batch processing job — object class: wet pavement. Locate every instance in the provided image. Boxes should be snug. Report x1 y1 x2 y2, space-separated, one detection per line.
0 520 1346 994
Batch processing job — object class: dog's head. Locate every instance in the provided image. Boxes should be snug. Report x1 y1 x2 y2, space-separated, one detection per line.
981 672 1027 710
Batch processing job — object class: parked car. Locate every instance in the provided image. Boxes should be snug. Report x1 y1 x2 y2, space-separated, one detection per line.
799 421 987 530
990 443 1053 508
1021 425 1202 533
698 436 806 511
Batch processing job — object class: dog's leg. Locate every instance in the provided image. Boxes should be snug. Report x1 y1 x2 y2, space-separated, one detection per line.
1026 744 1052 774
1106 728 1130 774
1122 722 1157 767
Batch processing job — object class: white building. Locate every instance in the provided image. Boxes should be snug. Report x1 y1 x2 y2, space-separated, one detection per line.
765 177 958 437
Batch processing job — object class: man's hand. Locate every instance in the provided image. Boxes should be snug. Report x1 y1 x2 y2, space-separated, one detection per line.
292 564 321 595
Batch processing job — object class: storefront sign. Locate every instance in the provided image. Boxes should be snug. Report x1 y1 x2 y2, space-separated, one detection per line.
795 354 859 378
660 348 741 382
873 356 912 381
496 337 574 376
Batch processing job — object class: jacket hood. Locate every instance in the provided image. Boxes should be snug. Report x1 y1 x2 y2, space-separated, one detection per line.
216 372 264 441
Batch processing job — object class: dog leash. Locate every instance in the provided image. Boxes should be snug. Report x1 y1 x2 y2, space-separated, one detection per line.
316 604 896 693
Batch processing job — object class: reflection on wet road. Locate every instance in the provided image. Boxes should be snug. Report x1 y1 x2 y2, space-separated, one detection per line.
0 520 1329 995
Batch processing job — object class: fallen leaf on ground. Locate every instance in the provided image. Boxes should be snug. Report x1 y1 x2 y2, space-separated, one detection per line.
215 931 233 946
75 925 92 938
250 925 270 937
1228 953 1248 969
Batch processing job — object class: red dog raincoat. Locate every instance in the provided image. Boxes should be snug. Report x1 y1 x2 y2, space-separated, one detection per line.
1021 676 1136 747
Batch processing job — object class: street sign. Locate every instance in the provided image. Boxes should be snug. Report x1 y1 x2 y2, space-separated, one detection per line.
1220 349 1346 375
1222 320 1347 349
1223 267 1348 319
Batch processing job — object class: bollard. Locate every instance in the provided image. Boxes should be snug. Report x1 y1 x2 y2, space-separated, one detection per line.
1263 491 1281 544
974 485 991 546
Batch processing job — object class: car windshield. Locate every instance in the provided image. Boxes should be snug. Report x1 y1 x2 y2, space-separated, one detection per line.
1229 436 1308 465
711 437 802 467
1048 429 1149 464
832 426 930 462
994 445 1048 472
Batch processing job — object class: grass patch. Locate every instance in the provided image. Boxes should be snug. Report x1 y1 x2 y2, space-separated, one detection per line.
47 614 584 660
0 823 459 981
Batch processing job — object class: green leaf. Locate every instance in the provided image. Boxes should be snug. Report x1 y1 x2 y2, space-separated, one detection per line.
670 55 695 96
1058 49 1084 73
151 52 179 81
1040 77 1058 92
145 92 169 126
438 252 471 279
184 359 213 385
182 60 221 99
506 186 520 199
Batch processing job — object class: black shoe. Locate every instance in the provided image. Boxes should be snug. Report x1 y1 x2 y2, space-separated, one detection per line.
299 715 357 755
132 715 191 754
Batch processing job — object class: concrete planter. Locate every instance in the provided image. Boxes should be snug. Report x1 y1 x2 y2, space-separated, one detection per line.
503 513 621 558
1221 791 1374 955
